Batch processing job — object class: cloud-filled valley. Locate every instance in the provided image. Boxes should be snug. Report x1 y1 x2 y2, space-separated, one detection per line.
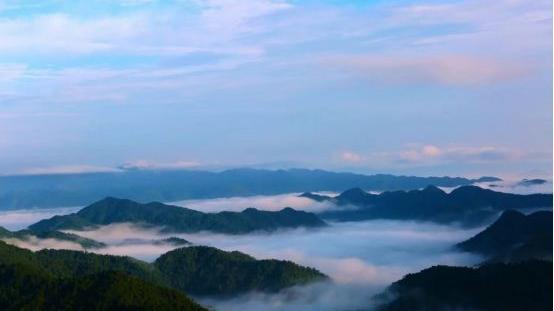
1 187 550 310
67 220 482 310
1 194 484 311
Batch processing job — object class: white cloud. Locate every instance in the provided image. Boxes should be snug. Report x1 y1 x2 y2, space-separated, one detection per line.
1 236 84 251
324 54 526 86
334 144 533 171
0 207 80 231
0 1 291 56
340 151 363 163
398 144 518 163
19 164 121 175
421 145 441 157
171 192 338 213
118 159 202 170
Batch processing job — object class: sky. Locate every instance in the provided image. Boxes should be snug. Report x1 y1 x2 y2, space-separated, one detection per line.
0 0 552 178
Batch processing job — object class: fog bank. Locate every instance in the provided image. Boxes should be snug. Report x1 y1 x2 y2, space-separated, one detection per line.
0 207 80 231
63 220 483 310
170 192 339 213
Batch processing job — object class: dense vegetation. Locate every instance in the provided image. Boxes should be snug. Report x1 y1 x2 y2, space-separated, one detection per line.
374 260 552 311
29 197 327 234
457 210 553 262
0 168 497 209
154 246 329 296
0 241 167 284
0 241 327 299
0 264 206 311
309 185 552 226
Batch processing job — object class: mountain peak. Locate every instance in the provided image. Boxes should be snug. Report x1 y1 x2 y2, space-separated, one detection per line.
422 185 445 194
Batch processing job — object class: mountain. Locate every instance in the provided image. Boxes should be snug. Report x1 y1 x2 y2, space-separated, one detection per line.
0 264 206 311
0 168 498 210
29 197 327 234
0 242 168 286
154 246 329 296
0 240 205 310
315 185 552 226
0 226 105 249
0 240 327 299
518 178 548 186
456 210 553 262
374 260 552 311
298 192 334 202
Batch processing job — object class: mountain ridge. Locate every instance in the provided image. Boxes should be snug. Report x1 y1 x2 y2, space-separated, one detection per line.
308 185 552 226
456 210 553 262
29 196 327 234
0 168 501 210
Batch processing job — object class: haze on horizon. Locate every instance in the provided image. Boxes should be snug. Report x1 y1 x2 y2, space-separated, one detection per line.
0 0 552 179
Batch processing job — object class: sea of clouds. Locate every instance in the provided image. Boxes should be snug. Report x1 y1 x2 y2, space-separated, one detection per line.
0 189 535 310
62 219 484 311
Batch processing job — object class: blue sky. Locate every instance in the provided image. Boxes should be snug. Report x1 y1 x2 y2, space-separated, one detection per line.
0 0 552 178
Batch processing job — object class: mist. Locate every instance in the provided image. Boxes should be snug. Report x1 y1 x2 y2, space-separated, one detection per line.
170 192 339 213
0 193 487 310
0 207 81 231
1 236 85 252
474 179 553 195
62 220 483 310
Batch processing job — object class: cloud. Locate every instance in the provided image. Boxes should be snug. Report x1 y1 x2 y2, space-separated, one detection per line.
0 63 27 82
54 218 484 311
336 144 527 170
324 54 526 86
19 164 120 175
118 159 202 170
1 236 84 251
171 192 338 213
340 151 363 163
0 0 549 109
0 207 80 231
1 196 485 311
18 165 121 175
0 1 291 56
398 145 517 163
421 145 441 157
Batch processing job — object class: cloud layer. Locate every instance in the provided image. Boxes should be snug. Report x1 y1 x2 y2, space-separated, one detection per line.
0 0 551 192
171 192 338 213
64 220 482 310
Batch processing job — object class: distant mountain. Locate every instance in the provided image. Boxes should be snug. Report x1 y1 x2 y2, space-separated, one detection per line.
456 210 553 262
474 176 504 183
0 168 498 209
313 185 552 226
298 192 334 202
0 226 105 249
29 197 327 234
517 178 548 187
374 260 552 311
154 246 328 296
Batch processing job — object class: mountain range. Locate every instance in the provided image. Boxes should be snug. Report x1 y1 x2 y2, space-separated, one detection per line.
0 226 106 249
0 168 500 210
29 197 327 234
374 260 552 311
154 246 328 296
372 208 553 311
456 210 553 262
0 240 327 300
305 185 552 226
